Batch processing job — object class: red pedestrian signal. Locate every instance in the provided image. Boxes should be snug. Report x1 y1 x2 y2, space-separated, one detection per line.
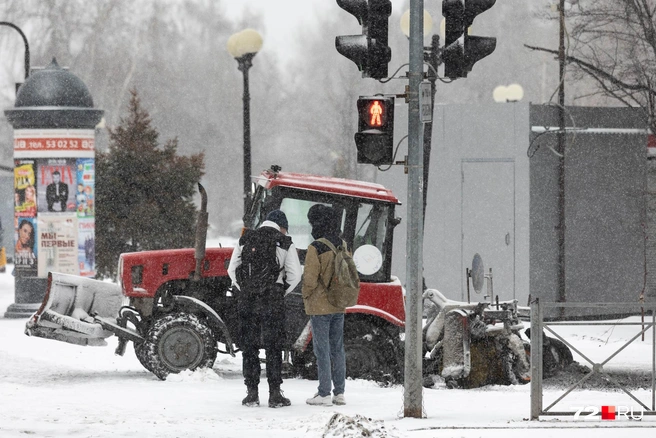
355 96 394 165
367 100 384 127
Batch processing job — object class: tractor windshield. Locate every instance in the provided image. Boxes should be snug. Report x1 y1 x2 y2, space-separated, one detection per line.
244 185 395 282
247 185 272 230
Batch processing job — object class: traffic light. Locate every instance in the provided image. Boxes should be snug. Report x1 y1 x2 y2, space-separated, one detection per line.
442 0 497 79
335 0 392 79
355 96 394 165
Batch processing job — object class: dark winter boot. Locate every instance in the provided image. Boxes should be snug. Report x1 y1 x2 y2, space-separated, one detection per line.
268 388 291 408
242 387 259 407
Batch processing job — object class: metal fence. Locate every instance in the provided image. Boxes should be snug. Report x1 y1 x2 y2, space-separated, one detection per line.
530 300 656 420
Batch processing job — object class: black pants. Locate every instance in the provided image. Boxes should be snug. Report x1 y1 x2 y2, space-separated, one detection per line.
238 283 286 391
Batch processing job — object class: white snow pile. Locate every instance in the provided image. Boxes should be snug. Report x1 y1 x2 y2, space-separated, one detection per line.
322 413 400 438
440 364 465 378
166 367 224 382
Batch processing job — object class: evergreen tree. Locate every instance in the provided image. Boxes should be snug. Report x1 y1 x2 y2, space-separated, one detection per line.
96 89 205 278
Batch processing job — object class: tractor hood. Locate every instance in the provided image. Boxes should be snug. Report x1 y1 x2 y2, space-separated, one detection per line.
119 247 234 298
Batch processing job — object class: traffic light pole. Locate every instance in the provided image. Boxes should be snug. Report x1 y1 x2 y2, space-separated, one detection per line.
422 35 440 230
403 0 425 419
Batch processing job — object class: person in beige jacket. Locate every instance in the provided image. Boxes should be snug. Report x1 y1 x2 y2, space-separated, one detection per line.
302 204 347 406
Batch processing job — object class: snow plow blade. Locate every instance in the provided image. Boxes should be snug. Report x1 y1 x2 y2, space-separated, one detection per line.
25 272 123 346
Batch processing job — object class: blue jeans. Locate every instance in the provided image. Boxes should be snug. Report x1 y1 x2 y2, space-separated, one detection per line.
310 313 345 397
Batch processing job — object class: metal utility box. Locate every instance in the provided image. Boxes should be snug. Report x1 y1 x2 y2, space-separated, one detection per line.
529 105 648 319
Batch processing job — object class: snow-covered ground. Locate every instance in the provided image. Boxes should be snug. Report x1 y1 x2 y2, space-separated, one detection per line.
1 265 656 437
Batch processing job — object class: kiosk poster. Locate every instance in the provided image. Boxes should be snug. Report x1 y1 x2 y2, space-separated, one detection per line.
78 218 95 276
37 214 78 277
36 158 76 213
13 129 96 280
14 216 37 275
14 159 36 217
75 158 94 218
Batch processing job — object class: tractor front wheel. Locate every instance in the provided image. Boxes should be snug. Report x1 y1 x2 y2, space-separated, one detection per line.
134 341 154 373
138 312 217 380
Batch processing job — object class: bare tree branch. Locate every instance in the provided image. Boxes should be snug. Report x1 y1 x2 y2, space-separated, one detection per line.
525 44 656 97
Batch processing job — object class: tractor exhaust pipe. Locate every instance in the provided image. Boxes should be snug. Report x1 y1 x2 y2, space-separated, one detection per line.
193 183 208 281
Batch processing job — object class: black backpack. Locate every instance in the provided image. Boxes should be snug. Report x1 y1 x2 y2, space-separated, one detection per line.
236 228 284 293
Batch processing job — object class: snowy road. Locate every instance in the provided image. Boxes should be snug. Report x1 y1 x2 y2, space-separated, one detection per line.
2 267 656 437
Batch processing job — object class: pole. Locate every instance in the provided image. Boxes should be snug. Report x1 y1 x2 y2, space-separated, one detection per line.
422 35 439 230
237 53 255 216
557 0 566 313
404 0 425 418
529 298 543 419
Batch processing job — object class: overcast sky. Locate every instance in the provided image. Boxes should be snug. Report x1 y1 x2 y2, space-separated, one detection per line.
222 0 332 64
222 0 410 65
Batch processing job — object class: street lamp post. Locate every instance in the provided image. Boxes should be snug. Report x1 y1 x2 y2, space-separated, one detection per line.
227 29 263 216
0 22 30 82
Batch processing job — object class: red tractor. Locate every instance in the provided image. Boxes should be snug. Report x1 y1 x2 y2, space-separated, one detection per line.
26 165 406 382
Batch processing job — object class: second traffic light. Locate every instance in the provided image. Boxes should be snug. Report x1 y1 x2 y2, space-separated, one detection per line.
355 96 394 165
335 0 392 79
442 0 497 79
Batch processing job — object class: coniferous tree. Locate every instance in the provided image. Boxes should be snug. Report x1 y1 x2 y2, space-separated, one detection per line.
95 89 205 278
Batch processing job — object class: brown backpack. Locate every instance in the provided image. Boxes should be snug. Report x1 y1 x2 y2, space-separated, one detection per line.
318 238 360 309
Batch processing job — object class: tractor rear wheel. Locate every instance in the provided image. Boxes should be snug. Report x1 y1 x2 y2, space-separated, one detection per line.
291 349 318 380
344 319 403 384
138 312 217 380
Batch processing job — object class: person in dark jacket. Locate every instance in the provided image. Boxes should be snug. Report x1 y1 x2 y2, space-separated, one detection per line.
227 210 302 408
302 204 348 406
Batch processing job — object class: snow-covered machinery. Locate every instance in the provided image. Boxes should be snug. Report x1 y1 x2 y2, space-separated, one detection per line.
25 273 124 347
422 254 532 388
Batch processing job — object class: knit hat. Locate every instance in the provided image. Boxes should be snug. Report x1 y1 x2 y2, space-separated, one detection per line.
307 204 341 239
307 204 327 226
308 205 340 230
266 209 289 231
